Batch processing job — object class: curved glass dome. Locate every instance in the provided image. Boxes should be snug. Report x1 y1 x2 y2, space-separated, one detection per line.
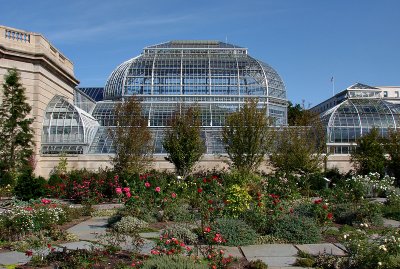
321 98 400 154
104 40 286 103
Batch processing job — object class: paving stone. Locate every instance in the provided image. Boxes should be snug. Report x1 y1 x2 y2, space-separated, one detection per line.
92 203 124 210
334 243 347 252
0 251 31 266
220 246 243 258
138 239 156 255
67 217 108 240
241 244 298 258
248 256 297 267
383 218 400 228
295 243 346 256
58 241 102 251
139 231 161 239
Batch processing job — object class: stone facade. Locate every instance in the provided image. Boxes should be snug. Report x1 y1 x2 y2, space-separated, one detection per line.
0 25 79 176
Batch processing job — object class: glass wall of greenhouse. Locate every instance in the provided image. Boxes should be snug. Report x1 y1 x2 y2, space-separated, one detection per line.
41 40 288 155
321 98 400 154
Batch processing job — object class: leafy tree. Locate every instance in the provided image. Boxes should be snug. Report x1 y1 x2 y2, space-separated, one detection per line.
384 129 400 184
351 128 386 176
222 99 274 174
270 111 325 176
288 101 312 126
163 106 205 177
110 96 152 175
0 69 34 179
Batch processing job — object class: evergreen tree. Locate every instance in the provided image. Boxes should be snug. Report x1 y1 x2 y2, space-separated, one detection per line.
163 106 205 177
0 69 34 178
110 96 152 175
222 99 274 174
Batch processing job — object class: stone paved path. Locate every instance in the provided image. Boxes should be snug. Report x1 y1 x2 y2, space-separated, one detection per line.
0 207 352 268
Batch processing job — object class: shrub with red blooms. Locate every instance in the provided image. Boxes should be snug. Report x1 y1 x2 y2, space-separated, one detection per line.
201 246 234 269
312 198 334 225
151 233 193 256
46 172 122 203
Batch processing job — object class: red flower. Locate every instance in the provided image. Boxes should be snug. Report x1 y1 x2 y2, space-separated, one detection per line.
155 186 161 193
204 227 211 233
327 212 333 220
126 192 132 198
123 187 130 193
171 192 177 198
213 233 224 243
203 178 207 183
25 250 33 257
197 188 203 193
322 204 328 210
314 198 323 204
115 188 122 195
145 182 151 188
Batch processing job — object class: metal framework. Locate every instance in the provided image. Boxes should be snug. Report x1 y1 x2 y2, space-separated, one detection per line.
41 40 287 155
321 98 400 154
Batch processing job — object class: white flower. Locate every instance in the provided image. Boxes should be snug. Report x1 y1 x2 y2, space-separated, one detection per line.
378 262 382 266
379 245 387 252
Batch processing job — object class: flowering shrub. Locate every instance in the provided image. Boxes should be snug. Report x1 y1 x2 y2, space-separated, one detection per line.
162 223 198 244
112 216 148 233
0 199 66 239
223 184 252 217
151 233 193 256
336 229 400 269
348 173 396 200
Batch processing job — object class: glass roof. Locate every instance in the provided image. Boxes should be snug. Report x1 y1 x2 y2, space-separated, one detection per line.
321 98 400 144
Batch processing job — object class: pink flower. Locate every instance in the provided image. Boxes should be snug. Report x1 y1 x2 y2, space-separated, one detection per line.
41 198 51 204
171 192 177 198
115 188 122 195
204 226 211 233
123 187 130 193
126 192 132 198
145 182 151 188
155 186 161 193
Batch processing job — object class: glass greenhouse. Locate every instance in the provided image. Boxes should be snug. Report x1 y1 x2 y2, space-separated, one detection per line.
321 98 400 154
41 40 287 155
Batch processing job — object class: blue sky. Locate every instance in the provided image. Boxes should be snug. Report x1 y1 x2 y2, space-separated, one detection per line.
2 0 399 106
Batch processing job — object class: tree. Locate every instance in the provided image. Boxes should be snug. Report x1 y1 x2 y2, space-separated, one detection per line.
110 96 152 175
385 129 400 185
351 128 386 176
287 101 311 126
0 69 34 179
270 110 325 176
222 99 274 174
163 106 205 177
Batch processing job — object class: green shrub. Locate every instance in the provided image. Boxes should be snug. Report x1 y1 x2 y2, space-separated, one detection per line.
245 259 268 269
333 202 383 226
162 223 198 244
294 258 315 267
142 255 207 269
0 171 14 187
382 203 400 221
113 216 148 233
241 208 270 234
270 215 321 244
14 169 47 200
211 218 258 246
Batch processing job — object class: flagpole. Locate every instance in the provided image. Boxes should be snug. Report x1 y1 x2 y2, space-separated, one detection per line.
331 76 335 96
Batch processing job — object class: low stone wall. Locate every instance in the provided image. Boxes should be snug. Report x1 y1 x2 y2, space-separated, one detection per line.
37 154 353 178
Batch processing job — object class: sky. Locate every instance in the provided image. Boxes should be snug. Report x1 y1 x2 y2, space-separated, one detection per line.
1 0 399 107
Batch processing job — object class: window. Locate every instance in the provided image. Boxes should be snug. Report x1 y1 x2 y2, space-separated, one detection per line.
396 91 399 98
383 91 388 97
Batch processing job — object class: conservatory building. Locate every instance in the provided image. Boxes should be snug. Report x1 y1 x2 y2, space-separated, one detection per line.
36 40 287 175
311 83 400 155
41 40 287 156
